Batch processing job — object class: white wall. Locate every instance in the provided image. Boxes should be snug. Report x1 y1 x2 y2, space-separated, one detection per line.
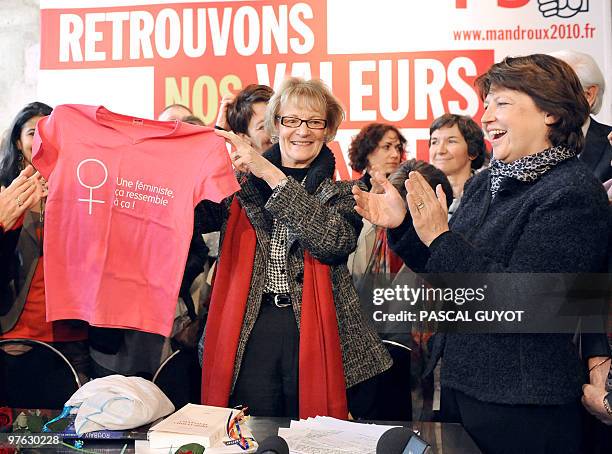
0 0 41 133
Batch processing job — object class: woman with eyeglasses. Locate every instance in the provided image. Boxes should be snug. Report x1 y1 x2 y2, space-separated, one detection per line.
199 77 391 418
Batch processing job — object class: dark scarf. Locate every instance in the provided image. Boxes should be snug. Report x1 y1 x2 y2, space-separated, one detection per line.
359 173 372 192
249 142 337 198
201 143 348 419
489 145 576 198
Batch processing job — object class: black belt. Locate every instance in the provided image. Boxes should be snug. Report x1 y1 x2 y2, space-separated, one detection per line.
262 293 292 308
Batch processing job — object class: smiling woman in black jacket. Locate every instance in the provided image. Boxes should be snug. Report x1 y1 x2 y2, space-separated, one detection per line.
353 54 611 454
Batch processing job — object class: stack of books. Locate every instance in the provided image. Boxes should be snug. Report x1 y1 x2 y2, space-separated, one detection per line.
146 404 257 453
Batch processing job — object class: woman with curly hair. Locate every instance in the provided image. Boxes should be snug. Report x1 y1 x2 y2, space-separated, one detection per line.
349 123 406 192
347 124 406 289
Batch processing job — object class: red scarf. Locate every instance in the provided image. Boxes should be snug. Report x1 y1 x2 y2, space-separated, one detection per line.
201 198 348 419
369 227 403 275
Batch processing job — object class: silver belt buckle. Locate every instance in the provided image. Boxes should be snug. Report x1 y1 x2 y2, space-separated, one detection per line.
274 294 291 308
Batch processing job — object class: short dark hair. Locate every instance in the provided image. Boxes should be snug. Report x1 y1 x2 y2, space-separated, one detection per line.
475 54 589 153
388 159 454 209
0 101 53 186
227 84 274 135
348 123 407 172
429 114 486 170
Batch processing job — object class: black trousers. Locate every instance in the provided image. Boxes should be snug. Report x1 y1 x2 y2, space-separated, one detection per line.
230 301 299 417
440 387 582 454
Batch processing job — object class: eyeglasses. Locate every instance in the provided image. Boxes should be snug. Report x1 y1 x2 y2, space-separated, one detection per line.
276 116 327 129
225 406 253 450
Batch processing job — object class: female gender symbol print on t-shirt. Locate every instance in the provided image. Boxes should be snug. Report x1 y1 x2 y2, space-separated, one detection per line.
76 158 108 215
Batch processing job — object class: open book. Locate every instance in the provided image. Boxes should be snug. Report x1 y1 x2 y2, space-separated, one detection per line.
147 404 231 449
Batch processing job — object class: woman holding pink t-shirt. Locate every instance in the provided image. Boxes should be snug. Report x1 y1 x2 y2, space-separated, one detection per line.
0 102 90 383
200 78 391 419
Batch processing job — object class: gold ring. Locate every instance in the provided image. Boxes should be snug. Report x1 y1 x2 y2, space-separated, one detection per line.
16 195 23 207
416 201 425 210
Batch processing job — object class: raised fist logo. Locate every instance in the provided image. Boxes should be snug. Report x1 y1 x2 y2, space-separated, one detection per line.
538 0 589 18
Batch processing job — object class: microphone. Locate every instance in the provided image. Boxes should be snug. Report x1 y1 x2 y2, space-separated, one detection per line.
376 426 431 454
255 435 290 454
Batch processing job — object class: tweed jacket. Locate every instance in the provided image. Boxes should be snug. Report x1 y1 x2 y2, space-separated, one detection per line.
388 157 610 405
203 146 392 391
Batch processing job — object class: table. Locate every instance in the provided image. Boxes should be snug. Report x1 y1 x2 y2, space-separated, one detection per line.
248 418 482 454
1 411 481 453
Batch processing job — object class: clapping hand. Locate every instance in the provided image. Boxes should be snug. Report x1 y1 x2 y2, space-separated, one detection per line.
0 165 46 231
405 171 449 247
367 165 388 194
353 171 450 247
352 171 407 228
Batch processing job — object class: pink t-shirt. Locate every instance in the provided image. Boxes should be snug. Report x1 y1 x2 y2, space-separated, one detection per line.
33 104 239 336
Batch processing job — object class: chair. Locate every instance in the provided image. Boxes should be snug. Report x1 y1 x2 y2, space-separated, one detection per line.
0 338 81 409
152 349 201 409
377 339 413 421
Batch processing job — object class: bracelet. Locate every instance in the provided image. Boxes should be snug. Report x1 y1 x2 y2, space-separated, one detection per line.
214 125 227 131
274 177 288 189
270 177 288 198
589 357 611 374
603 394 612 416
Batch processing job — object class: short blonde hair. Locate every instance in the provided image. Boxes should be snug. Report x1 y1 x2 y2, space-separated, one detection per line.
264 77 344 142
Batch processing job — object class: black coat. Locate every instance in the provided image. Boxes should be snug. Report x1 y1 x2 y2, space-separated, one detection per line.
389 157 611 405
581 117 612 183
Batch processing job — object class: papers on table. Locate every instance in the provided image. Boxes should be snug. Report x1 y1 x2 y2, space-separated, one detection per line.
278 416 399 454
137 416 397 454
